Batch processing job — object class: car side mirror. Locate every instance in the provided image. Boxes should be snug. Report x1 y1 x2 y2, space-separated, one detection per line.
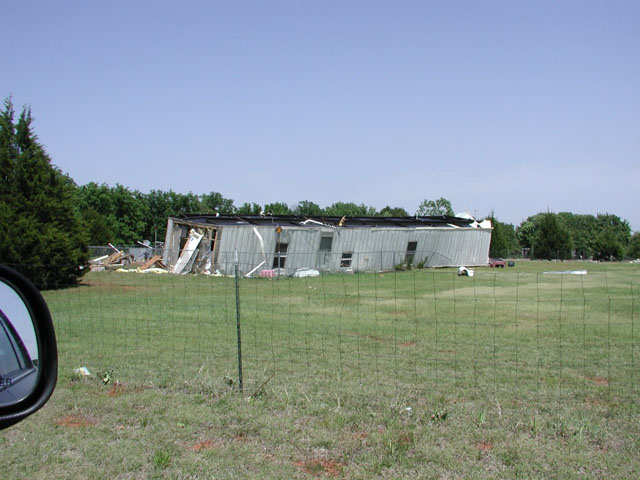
0 264 57 430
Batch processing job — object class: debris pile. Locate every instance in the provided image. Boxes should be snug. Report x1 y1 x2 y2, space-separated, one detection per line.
89 249 134 271
89 243 167 273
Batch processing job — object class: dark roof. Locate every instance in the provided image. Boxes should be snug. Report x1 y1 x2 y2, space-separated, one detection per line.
174 214 476 229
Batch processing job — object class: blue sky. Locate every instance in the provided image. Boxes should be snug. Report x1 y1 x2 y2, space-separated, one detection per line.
2 1 638 230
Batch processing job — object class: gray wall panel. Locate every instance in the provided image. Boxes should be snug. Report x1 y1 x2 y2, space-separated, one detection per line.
165 218 491 275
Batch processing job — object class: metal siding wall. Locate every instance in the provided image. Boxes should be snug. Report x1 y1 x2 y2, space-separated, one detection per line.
216 226 275 274
286 229 323 271
163 218 188 267
415 228 491 267
188 224 491 274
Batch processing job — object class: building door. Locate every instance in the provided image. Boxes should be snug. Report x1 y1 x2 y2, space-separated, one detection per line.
318 235 333 269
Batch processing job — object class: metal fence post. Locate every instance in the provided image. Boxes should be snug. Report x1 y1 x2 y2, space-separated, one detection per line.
234 249 243 393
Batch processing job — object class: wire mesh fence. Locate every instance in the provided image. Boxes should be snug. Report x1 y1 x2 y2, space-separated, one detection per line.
34 253 640 410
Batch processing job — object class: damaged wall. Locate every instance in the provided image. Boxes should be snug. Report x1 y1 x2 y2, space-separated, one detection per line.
163 216 492 275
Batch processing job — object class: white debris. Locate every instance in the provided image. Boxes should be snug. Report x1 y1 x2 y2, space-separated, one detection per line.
140 267 168 274
293 268 320 278
74 367 91 376
458 266 474 277
542 270 587 275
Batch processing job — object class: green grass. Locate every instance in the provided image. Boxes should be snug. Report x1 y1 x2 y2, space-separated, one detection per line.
2 260 639 478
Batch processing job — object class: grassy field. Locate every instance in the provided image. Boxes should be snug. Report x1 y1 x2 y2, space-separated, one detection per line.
2 260 639 478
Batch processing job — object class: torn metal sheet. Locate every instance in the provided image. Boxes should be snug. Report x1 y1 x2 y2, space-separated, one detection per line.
174 229 203 274
245 261 266 278
252 227 267 264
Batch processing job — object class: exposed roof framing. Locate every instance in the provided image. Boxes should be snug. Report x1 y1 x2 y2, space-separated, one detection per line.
175 214 476 229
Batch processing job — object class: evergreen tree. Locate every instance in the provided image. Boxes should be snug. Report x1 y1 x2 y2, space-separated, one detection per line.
488 215 519 258
532 212 572 260
0 98 87 288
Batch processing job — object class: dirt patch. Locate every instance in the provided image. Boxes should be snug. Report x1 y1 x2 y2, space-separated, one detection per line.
107 381 127 397
352 431 368 441
399 341 416 347
586 376 609 386
233 433 250 443
56 414 96 428
584 395 606 406
391 309 415 318
189 439 220 452
295 459 345 477
476 441 493 452
346 331 388 343
82 280 139 292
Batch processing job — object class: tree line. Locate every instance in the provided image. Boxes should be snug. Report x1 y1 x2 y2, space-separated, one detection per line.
2 99 639 288
76 184 461 246
489 212 638 261
76 183 394 245
77 182 638 264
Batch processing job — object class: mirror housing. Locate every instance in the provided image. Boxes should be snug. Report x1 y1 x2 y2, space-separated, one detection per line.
0 265 57 430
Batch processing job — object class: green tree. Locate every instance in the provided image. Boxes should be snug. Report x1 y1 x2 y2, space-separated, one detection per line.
592 226 624 261
293 200 323 216
81 207 114 245
76 183 148 244
0 98 87 288
416 197 453 216
263 202 292 215
140 189 172 243
236 202 262 214
629 232 640 259
556 212 598 259
76 182 117 244
595 213 630 256
379 206 409 217
200 191 235 214
323 202 377 217
532 212 572 260
516 214 542 251
488 215 519 258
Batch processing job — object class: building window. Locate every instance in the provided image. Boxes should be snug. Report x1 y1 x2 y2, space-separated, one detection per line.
340 252 353 268
273 243 288 268
405 241 418 263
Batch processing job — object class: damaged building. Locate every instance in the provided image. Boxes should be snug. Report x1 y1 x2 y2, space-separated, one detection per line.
162 214 492 276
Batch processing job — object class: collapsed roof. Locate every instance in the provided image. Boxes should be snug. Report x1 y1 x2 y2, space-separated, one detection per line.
174 214 482 229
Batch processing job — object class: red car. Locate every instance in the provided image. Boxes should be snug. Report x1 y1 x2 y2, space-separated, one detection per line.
489 258 506 268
